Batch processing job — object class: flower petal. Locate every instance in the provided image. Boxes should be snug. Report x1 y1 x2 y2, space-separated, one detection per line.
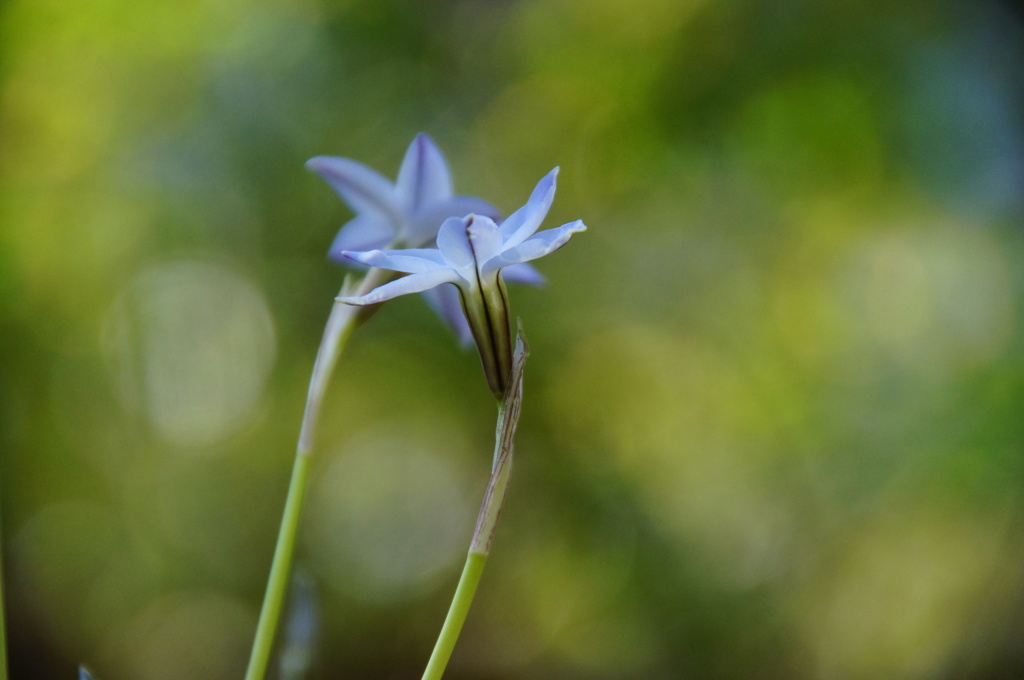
467 215 504 263
407 196 502 247
306 156 403 225
337 269 459 306
497 168 559 249
341 248 448 274
422 285 473 346
327 215 395 262
493 219 587 269
501 262 546 286
436 216 475 271
395 133 453 214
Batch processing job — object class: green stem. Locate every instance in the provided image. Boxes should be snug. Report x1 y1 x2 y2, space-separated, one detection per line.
420 552 488 680
298 269 389 456
244 453 311 680
420 326 529 680
245 268 390 680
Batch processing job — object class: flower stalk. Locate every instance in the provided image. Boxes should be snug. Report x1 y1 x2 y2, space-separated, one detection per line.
298 268 392 455
420 326 529 680
244 267 390 680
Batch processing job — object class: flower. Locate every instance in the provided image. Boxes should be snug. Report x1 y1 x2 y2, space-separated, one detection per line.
337 168 586 397
307 133 543 344
306 133 498 254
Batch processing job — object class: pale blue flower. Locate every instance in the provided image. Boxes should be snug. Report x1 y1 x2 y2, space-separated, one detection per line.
307 133 543 344
337 168 586 396
307 133 497 253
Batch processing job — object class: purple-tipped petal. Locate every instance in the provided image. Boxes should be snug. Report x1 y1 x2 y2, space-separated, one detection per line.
396 133 453 215
502 262 546 286
496 219 587 268
327 215 395 262
497 168 559 249
342 248 448 274
422 285 474 346
408 196 502 246
436 216 475 271
337 269 459 306
307 156 403 226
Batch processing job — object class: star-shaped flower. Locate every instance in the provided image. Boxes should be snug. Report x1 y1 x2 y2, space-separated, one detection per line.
306 133 499 254
337 168 586 397
307 133 543 343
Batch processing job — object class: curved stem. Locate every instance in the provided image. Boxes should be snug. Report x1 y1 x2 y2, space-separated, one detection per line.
420 327 529 680
245 268 390 680
299 267 391 455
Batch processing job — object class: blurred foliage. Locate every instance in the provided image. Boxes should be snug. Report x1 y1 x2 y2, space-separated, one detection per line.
2 0 1024 679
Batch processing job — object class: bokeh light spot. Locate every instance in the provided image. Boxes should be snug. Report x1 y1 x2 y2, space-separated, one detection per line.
99 591 253 680
839 225 1014 367
11 502 124 650
307 428 472 602
102 260 277 449
796 511 1015 678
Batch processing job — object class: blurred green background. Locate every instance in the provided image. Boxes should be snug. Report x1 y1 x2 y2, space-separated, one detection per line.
2 0 1024 678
